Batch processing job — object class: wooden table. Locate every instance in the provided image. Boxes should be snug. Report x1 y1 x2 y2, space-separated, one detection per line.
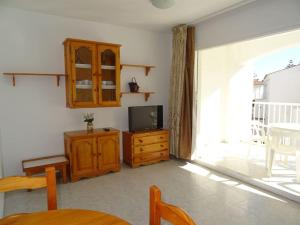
0 209 132 225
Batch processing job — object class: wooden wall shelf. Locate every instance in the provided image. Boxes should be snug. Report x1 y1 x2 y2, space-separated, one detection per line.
120 92 154 101
120 64 155 76
3 73 66 87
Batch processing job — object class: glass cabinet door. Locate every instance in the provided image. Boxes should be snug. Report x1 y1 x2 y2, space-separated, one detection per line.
71 43 97 106
98 46 120 106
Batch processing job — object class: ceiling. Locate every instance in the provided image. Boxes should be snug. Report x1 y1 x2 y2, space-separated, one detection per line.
0 0 254 31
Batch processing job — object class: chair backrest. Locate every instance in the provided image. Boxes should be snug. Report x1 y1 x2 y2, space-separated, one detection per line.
0 167 57 210
150 185 196 225
269 127 297 154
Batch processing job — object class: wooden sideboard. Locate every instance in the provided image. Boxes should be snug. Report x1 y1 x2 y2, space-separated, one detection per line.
64 128 120 182
123 129 169 167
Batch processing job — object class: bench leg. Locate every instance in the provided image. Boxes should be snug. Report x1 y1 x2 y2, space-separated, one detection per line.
62 166 68 183
25 172 33 192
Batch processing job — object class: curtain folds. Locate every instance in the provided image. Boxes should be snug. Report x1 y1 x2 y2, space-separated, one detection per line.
169 25 187 158
179 26 195 159
169 25 195 159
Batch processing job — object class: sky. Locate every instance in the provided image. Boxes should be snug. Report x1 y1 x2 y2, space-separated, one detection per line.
253 44 300 80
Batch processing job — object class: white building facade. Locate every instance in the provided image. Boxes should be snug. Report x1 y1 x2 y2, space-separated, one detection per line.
252 65 300 125
263 65 300 103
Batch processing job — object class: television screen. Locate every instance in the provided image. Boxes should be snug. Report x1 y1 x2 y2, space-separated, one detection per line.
128 105 163 132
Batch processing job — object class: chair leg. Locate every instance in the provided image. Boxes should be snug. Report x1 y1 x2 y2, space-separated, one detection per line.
267 149 275 176
284 155 288 165
266 145 273 169
296 151 300 183
265 145 269 168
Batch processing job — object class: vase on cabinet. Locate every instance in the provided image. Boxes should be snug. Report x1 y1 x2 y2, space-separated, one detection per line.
87 121 93 131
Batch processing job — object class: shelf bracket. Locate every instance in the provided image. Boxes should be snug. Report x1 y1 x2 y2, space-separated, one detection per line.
144 93 150 101
12 74 16 86
145 67 151 76
56 75 60 87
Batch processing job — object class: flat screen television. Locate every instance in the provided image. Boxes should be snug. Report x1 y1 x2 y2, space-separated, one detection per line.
128 105 163 132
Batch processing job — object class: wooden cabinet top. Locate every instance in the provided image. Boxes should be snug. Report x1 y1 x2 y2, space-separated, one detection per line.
123 129 169 136
63 38 122 47
64 128 119 138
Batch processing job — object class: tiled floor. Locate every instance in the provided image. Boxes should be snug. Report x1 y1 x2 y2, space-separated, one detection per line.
4 160 300 225
196 142 300 202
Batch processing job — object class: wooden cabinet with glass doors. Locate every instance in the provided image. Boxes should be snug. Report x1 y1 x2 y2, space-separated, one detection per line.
64 38 121 108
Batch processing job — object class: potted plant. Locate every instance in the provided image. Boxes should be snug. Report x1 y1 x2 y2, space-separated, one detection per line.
83 113 94 131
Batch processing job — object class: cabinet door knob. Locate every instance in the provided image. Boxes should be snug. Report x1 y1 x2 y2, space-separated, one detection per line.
140 148 144 152
139 139 143 143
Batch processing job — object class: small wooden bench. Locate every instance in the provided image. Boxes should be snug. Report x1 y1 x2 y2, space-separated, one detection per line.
22 155 69 183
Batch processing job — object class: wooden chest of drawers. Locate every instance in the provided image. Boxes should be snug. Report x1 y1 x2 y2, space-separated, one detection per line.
122 129 169 167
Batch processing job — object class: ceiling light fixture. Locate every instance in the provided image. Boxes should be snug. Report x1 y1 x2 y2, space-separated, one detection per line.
151 0 176 9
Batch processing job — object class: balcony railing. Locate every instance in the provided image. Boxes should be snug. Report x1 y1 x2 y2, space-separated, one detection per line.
252 101 300 126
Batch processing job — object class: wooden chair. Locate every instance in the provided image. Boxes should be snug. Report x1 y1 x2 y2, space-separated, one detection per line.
0 167 57 210
150 185 196 225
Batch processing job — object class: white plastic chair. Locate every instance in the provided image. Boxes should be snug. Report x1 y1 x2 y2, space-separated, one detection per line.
266 127 300 181
251 120 266 144
247 120 267 159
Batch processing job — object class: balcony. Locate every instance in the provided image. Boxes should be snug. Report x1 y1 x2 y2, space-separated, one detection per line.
195 101 300 203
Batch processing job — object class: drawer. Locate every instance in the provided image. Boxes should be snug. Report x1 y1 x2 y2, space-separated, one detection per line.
133 151 169 163
133 134 168 146
134 142 168 154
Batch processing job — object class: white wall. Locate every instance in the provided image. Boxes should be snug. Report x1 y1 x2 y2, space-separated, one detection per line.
265 65 300 103
0 7 171 176
195 0 300 50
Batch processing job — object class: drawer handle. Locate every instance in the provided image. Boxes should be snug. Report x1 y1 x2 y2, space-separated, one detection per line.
140 148 144 152
139 139 143 143
159 136 164 139
160 153 164 156
160 144 164 147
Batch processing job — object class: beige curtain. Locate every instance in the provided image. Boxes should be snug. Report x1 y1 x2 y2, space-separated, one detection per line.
179 26 195 159
169 25 195 159
168 25 187 158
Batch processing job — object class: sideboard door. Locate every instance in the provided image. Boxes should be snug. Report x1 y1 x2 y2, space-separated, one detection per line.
71 137 98 179
97 135 120 172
